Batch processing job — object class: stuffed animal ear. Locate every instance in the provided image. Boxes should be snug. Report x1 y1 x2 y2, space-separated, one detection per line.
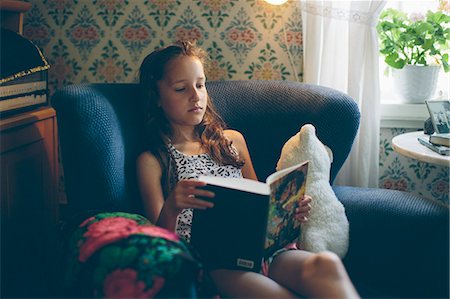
324 144 333 163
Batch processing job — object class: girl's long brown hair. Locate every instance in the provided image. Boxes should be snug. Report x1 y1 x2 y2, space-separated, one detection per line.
139 40 244 194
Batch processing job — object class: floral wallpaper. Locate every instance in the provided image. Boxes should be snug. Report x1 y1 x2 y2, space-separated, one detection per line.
21 0 448 205
23 0 304 95
380 128 449 204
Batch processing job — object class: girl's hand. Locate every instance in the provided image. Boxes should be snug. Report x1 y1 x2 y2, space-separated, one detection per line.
165 180 215 216
295 194 312 223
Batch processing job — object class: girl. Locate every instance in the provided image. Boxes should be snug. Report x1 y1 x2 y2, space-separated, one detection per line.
137 40 359 299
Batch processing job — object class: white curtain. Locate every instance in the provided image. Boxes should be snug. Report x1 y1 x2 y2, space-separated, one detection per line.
301 0 386 187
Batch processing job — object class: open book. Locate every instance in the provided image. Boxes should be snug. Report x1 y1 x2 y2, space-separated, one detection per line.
190 161 308 272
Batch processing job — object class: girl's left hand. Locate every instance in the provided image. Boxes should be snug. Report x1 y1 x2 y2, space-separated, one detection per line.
295 194 312 222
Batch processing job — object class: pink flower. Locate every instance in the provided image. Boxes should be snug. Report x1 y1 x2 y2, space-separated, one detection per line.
52 57 72 81
123 27 135 40
98 0 123 11
204 0 230 12
50 0 67 10
24 26 48 40
175 27 188 40
433 180 449 193
72 27 84 39
85 27 98 40
295 32 303 45
78 217 179 262
150 0 176 10
255 62 281 80
383 180 393 189
79 216 96 228
103 269 165 298
188 28 202 41
99 59 124 82
228 29 240 41
241 29 255 43
79 230 136 262
35 27 48 39
409 12 425 22
137 225 179 242
439 0 450 13
84 217 139 238
207 61 227 81
285 31 293 44
79 217 140 262
394 179 407 191
282 30 302 46
136 27 149 40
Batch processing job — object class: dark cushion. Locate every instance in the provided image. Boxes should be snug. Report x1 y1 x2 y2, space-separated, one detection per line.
207 80 360 182
64 212 200 298
335 186 449 298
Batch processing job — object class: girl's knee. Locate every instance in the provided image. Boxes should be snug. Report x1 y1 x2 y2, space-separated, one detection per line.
300 252 360 299
301 251 345 281
311 251 342 267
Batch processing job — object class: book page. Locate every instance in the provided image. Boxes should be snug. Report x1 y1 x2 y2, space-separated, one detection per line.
266 160 309 185
264 161 308 255
198 176 271 195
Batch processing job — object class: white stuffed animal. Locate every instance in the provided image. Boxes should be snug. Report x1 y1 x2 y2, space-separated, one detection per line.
276 124 349 258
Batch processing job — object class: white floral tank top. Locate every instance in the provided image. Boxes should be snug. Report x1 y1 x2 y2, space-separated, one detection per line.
167 143 242 242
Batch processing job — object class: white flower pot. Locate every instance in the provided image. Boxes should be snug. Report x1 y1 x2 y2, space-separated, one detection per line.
392 65 440 104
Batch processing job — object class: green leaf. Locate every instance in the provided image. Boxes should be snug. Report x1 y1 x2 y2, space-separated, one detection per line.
378 7 450 70
414 22 435 35
99 246 122 268
442 54 449 72
385 53 406 69
120 246 139 267
422 38 434 50
93 266 109 287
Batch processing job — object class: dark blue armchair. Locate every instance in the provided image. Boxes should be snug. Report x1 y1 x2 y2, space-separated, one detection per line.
53 80 449 298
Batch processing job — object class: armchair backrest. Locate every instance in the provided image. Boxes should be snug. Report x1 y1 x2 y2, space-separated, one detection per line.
52 80 359 218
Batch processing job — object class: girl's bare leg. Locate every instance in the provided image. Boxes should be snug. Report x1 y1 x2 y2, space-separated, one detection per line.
269 250 360 299
210 269 297 298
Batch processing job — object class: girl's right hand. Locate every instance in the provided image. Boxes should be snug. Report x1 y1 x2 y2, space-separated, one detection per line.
165 180 215 215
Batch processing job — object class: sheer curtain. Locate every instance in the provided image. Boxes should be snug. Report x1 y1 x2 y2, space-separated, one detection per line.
301 0 386 187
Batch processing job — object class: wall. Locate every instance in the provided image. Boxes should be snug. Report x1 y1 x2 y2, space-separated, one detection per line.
380 128 449 204
22 0 448 204
23 0 304 95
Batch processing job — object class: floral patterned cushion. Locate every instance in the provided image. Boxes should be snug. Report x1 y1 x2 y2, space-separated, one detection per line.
64 212 203 298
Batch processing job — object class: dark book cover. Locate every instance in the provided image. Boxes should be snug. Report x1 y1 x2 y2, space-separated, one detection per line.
429 134 450 147
191 161 308 272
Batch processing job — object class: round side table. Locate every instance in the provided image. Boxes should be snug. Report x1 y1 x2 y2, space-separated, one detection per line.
392 131 450 166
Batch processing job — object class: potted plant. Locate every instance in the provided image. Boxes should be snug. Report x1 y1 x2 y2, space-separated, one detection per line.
377 7 450 103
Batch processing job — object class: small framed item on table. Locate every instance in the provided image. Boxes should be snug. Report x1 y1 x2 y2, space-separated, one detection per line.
425 100 450 148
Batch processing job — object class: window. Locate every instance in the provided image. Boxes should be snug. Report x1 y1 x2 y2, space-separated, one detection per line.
379 0 449 104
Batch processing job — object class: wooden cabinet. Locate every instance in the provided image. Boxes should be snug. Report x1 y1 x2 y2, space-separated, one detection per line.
0 0 31 34
1 107 59 298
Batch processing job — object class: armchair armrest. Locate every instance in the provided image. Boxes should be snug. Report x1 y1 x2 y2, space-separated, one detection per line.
335 186 449 298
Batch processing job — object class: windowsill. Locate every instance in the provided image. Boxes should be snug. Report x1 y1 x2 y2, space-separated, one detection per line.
380 102 429 129
378 63 448 129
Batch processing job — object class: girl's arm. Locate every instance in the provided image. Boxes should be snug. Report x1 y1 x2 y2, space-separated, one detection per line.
136 151 214 230
136 151 171 226
224 129 258 180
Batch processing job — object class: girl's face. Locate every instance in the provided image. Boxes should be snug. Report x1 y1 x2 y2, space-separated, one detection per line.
157 55 208 131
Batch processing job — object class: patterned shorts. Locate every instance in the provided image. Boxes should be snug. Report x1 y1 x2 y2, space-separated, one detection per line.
261 242 299 276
